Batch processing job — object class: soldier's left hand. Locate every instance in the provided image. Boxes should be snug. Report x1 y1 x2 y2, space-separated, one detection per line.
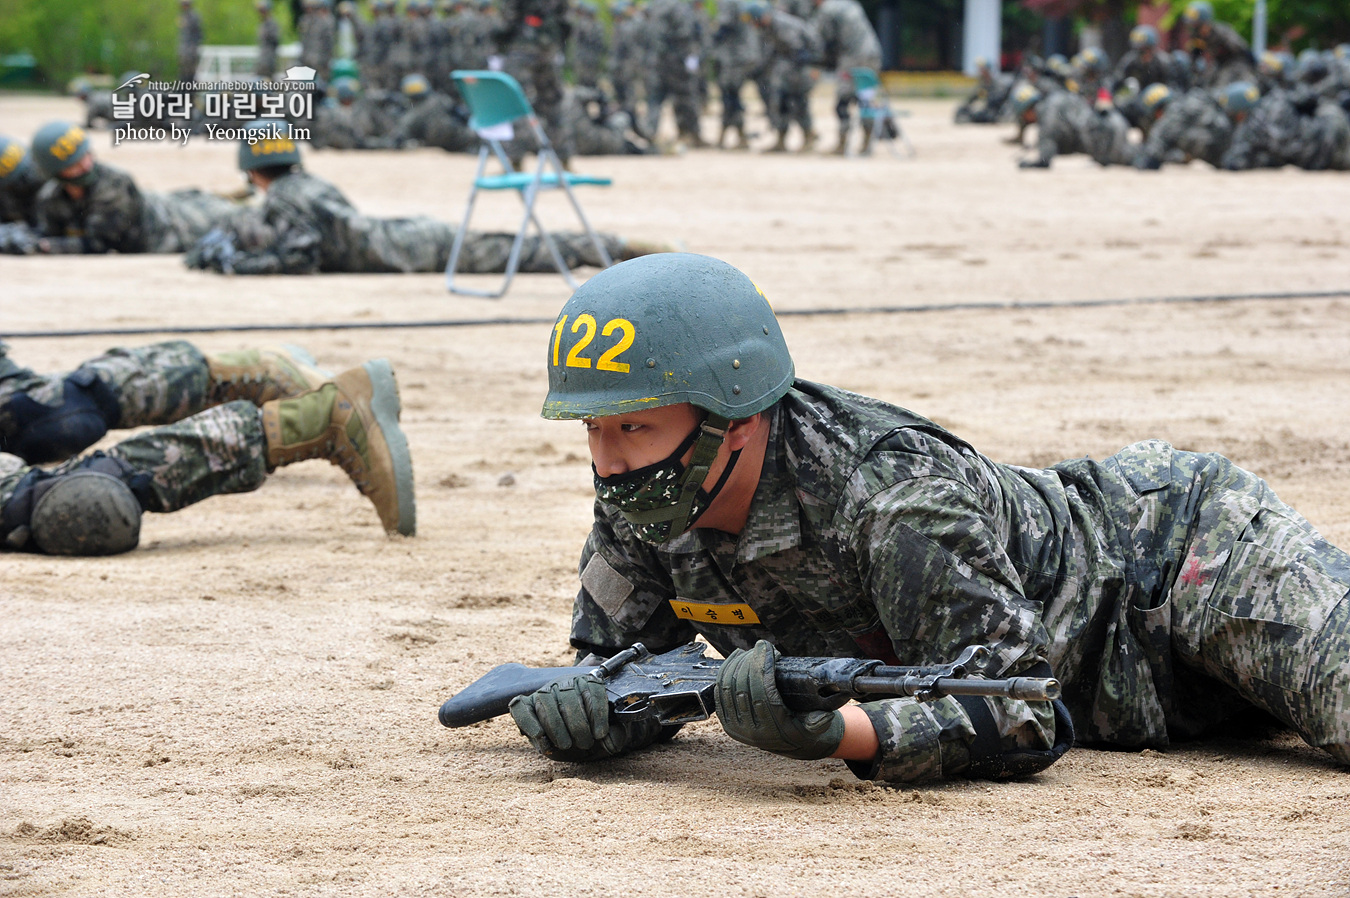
714 640 845 760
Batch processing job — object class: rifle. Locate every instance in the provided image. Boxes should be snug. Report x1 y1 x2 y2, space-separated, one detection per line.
439 642 1061 729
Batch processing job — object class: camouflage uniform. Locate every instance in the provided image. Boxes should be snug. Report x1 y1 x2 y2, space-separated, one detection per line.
197 169 634 274
81 90 116 129
497 0 574 161
257 10 282 79
1190 21 1255 89
565 86 654 155
1220 89 1304 170
1023 89 1093 166
300 4 338 80
758 9 820 144
809 0 881 139
448 4 497 71
368 4 402 90
708 0 760 140
569 6 608 90
1110 47 1172 93
178 4 204 80
0 159 44 227
33 162 235 254
1085 104 1135 166
642 0 705 141
1135 88 1233 169
954 69 1014 124
610 6 654 134
0 341 267 521
0 402 268 549
1294 100 1350 171
568 381 1350 781
389 90 480 152
311 97 399 149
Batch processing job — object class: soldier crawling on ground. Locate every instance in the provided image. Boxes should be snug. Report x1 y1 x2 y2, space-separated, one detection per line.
0 340 416 556
501 252 1350 785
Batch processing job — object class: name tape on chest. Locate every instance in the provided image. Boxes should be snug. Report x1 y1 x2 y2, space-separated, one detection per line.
669 600 761 626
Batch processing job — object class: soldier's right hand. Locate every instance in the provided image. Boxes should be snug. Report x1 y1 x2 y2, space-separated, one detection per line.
509 674 628 761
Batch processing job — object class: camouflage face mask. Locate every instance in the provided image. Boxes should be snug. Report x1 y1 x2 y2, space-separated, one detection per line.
593 416 740 545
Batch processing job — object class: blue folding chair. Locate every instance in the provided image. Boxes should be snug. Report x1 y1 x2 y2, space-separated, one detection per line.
850 68 915 158
446 70 615 297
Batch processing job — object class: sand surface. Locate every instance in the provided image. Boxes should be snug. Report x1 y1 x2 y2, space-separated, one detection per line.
2 90 1349 897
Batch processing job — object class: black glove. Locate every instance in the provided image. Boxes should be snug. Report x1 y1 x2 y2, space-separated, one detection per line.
509 674 663 762
186 226 237 273
0 222 39 255
714 640 845 761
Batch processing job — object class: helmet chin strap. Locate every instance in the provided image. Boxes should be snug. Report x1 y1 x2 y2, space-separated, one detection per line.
666 412 735 535
618 412 734 534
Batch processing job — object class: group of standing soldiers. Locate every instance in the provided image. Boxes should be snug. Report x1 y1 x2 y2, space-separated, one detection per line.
955 1 1350 171
278 0 890 157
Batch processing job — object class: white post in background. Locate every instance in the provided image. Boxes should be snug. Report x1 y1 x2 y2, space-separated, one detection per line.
962 0 1002 74
1252 0 1267 58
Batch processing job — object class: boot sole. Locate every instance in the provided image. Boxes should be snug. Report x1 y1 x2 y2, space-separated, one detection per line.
363 359 416 537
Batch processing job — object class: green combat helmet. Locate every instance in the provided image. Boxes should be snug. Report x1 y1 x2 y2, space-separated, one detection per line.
1184 1 1213 26
1011 82 1042 117
401 73 431 97
237 119 302 171
1129 25 1159 49
0 135 33 182
542 253 795 541
1216 80 1260 116
30 120 91 179
1140 82 1172 117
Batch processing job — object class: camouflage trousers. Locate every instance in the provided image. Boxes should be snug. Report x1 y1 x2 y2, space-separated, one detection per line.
0 339 211 442
504 41 574 162
1058 441 1350 765
645 56 703 138
1 401 267 520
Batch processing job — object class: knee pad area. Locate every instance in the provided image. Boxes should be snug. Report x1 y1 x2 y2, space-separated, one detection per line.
0 373 120 464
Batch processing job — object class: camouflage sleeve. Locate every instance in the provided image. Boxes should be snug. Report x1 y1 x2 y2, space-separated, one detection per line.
568 501 698 659
844 473 1064 782
81 178 147 255
1141 107 1183 167
1219 120 1254 170
227 196 322 275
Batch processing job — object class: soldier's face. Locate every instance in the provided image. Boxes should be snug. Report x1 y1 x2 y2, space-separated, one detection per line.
59 153 95 181
584 403 702 477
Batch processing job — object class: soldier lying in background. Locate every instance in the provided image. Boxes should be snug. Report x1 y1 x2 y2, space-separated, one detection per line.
187 121 665 275
0 122 235 256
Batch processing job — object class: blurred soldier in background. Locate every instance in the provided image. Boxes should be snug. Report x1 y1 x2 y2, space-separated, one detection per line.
643 0 707 146
256 0 282 79
747 0 820 153
178 0 204 81
809 0 881 154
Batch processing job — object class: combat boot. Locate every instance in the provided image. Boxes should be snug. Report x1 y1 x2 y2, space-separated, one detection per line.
730 126 749 150
859 126 873 156
206 345 331 406
260 360 416 536
766 130 789 152
829 130 849 155
798 129 819 153
717 123 729 148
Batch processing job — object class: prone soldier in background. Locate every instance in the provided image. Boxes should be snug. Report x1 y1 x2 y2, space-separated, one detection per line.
186 121 666 275
3 122 235 256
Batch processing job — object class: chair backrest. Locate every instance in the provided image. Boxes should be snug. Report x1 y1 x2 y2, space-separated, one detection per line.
850 67 880 91
451 70 534 130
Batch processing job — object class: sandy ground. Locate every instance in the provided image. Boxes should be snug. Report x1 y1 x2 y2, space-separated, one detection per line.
2 88 1350 897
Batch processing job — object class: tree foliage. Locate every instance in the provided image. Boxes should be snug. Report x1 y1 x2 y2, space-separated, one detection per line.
0 0 294 88
1019 0 1350 48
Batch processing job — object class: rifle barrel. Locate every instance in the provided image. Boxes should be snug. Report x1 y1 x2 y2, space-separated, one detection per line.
851 674 1061 702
